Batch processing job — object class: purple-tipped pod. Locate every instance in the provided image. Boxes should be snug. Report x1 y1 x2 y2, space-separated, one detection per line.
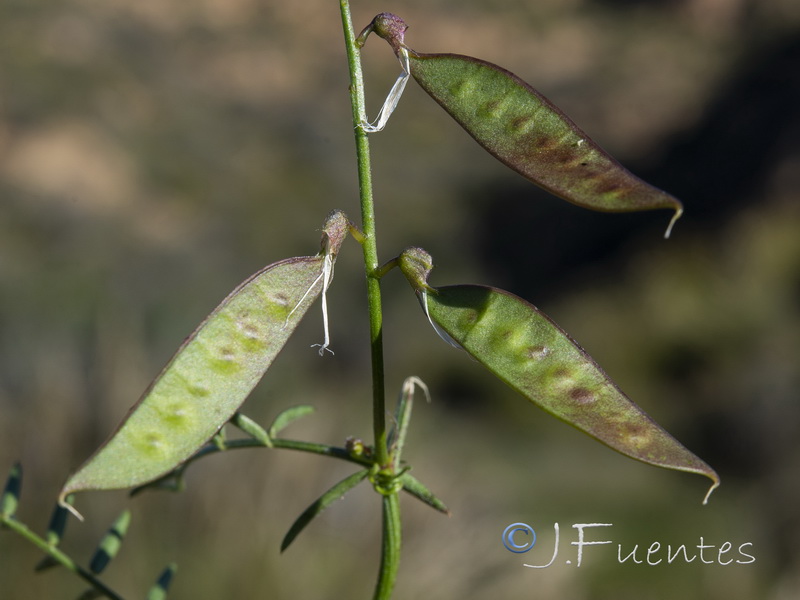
366 14 683 237
399 255 719 503
59 212 350 513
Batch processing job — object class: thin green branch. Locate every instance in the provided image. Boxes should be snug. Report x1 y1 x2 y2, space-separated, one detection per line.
339 5 402 599
373 494 401 600
339 0 389 469
131 437 375 496
0 514 124 600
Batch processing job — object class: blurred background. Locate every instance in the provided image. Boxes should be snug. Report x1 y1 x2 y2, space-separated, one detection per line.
1 0 799 598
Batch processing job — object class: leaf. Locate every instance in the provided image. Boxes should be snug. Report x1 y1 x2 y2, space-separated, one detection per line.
60 211 350 511
89 510 131 574
268 405 316 438
45 499 71 546
399 249 719 503
34 556 60 573
35 500 73 570
1 462 22 519
388 376 429 470
400 472 449 515
146 563 178 600
230 412 272 446
281 469 369 552
365 13 683 237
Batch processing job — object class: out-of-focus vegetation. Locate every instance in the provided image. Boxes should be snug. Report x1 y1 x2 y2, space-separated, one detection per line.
1 0 798 598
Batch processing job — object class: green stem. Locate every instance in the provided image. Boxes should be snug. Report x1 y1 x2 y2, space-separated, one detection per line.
374 494 401 600
0 514 124 600
339 0 389 470
339 3 401 599
130 437 373 496
131 437 449 514
186 437 374 468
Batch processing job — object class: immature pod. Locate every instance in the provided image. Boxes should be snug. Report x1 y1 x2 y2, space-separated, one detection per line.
398 249 719 503
366 13 683 237
60 211 350 509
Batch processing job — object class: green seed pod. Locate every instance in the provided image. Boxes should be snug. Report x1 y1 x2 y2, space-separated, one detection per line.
398 249 719 503
365 13 683 237
59 211 350 512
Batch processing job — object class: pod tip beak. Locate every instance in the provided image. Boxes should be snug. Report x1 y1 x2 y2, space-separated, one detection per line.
664 206 683 239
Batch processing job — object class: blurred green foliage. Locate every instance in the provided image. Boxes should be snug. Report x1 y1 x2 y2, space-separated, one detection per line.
1 0 799 598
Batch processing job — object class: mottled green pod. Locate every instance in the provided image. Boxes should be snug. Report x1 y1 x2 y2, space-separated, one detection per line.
398 249 718 502
60 211 350 509
366 13 683 237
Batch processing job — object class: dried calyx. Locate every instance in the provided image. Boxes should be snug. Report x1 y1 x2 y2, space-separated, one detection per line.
357 13 408 52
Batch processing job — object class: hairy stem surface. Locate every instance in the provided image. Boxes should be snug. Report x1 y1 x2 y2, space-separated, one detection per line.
339 2 399 598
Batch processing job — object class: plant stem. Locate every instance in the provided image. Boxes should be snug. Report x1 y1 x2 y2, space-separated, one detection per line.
160 437 374 471
0 514 124 600
339 3 400 599
339 0 389 471
374 494 401 599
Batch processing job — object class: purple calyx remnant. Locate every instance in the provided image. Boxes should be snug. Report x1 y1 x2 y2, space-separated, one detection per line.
358 13 408 52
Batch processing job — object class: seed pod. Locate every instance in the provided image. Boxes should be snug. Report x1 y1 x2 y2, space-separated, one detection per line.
399 248 719 503
366 13 683 237
59 211 350 510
